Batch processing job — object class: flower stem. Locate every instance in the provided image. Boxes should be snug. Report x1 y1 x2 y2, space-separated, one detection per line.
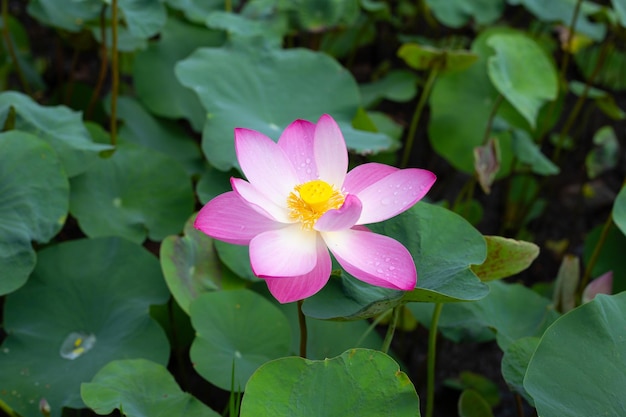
86 4 109 121
297 300 307 358
425 303 443 417
0 399 18 417
400 68 439 168
380 305 401 354
109 0 119 147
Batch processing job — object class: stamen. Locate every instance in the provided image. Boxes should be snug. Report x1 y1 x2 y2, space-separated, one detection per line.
287 179 345 230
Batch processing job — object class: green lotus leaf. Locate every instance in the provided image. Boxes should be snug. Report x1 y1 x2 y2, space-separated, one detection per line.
0 91 111 177
81 359 220 417
70 142 195 244
471 235 540 282
0 237 170 417
189 289 291 391
425 0 505 27
27 0 100 32
239 349 420 417
525 293 626 416
175 44 392 171
0 131 69 295
134 16 225 131
112 96 204 175
487 33 558 128
160 214 248 314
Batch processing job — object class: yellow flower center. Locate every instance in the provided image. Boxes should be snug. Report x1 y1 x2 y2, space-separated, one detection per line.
287 179 345 230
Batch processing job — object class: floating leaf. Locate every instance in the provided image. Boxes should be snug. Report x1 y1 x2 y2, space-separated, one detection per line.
0 91 111 176
176 44 392 171
471 236 539 282
240 349 420 417
0 131 69 295
525 293 626 417
0 237 170 417
160 214 247 314
134 16 225 131
70 143 194 244
487 33 558 128
189 290 291 391
81 359 220 417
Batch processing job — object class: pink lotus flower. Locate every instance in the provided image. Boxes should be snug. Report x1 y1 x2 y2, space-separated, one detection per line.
195 115 436 303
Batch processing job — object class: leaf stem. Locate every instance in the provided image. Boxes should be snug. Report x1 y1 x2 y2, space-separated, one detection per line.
400 68 439 168
425 303 443 417
380 305 401 354
86 4 109 120
109 0 119 147
1 0 30 94
297 300 307 358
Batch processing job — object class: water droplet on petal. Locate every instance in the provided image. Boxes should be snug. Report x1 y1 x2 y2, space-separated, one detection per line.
60 332 96 360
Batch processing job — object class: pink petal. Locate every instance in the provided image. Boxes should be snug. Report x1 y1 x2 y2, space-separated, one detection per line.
277 119 318 183
264 239 331 303
231 178 292 223
343 163 398 194
354 168 436 224
322 228 416 291
235 128 299 206
194 192 282 245
314 114 348 188
250 225 318 277
314 194 362 232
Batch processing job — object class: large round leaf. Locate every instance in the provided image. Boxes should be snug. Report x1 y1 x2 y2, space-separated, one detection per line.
70 143 195 244
81 359 220 417
134 16 225 131
239 349 420 416
0 237 170 417
189 290 291 391
175 44 392 171
112 96 204 175
425 0 504 27
376 203 488 303
524 293 626 417
0 131 68 295
487 33 558 129
0 91 111 176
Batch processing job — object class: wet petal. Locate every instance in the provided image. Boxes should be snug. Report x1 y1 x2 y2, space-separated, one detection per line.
322 228 416 291
343 163 398 194
314 194 362 232
314 114 348 188
235 128 299 205
250 225 318 277
278 119 318 183
231 178 292 223
355 168 436 224
194 192 282 245
264 239 331 303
